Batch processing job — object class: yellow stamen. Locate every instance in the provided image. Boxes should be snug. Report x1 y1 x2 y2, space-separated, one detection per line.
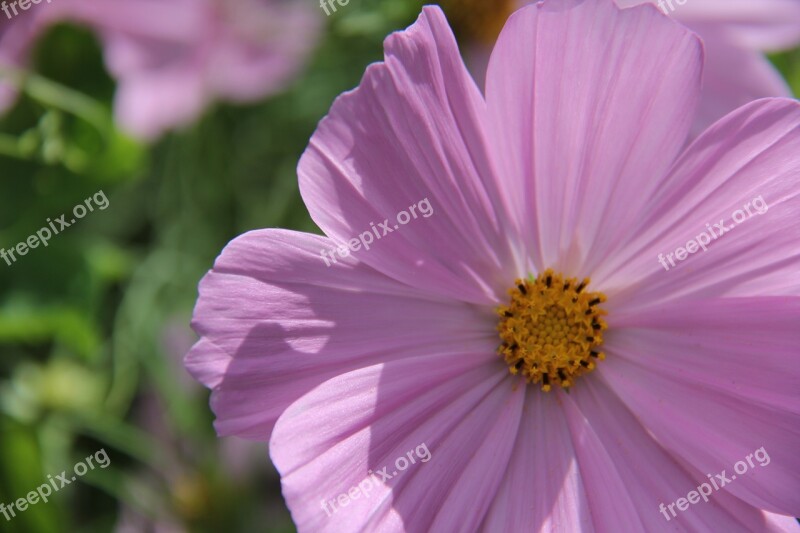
496 269 608 392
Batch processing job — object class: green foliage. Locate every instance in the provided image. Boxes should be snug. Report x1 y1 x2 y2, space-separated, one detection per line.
0 2 422 530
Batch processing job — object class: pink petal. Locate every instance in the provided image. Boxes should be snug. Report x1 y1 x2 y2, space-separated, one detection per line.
50 0 321 139
0 17 48 113
688 24 792 135
270 357 515 532
112 63 210 140
45 0 205 42
597 99 800 309
418 385 524 532
600 297 800 515
565 379 796 530
209 0 322 101
609 297 800 413
482 392 595 532
298 6 524 306
612 0 800 51
186 229 496 441
666 0 800 51
485 0 702 275
560 385 647 531
763 511 800 531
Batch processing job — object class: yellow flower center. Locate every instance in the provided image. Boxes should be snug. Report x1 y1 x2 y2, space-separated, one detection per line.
496 269 608 392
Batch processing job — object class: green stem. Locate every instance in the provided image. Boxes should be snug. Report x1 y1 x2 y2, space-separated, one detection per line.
1 67 111 133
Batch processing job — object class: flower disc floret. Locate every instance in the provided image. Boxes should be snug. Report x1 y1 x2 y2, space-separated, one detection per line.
497 269 608 391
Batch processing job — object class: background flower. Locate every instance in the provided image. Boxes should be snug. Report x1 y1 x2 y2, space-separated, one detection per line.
617 0 800 134
0 1 424 529
0 15 49 111
0 0 323 139
66 0 323 140
443 0 800 135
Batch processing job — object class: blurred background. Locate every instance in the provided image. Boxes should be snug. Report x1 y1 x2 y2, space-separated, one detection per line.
0 1 798 531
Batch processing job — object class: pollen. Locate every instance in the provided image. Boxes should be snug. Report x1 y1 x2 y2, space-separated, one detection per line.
496 269 608 392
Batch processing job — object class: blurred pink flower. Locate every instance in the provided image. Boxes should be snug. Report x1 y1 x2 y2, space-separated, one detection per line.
0 0 322 139
0 16 48 110
464 0 800 134
616 0 800 134
186 1 800 531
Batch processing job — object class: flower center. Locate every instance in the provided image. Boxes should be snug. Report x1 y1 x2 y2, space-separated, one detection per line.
496 269 608 392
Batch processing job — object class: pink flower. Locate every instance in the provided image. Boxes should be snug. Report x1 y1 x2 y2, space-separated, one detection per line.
0 0 322 139
187 1 800 531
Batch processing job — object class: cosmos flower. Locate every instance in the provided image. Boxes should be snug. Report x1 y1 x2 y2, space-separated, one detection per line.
0 0 322 140
187 1 800 531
